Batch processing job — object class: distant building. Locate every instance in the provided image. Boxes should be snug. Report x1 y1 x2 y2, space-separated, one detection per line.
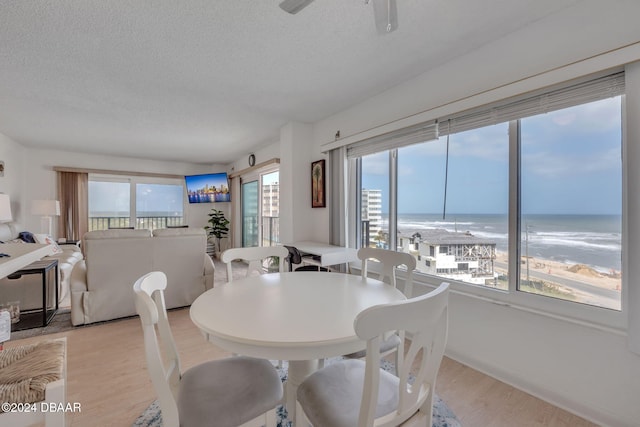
362 189 383 246
262 181 279 245
262 181 279 218
399 229 497 285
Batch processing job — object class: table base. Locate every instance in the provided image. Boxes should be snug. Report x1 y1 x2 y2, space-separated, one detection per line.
286 359 319 424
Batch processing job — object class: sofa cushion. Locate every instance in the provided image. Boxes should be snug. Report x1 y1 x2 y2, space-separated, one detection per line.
33 234 64 254
18 231 36 243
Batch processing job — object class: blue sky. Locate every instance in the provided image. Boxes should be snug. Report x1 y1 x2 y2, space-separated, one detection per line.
363 96 622 215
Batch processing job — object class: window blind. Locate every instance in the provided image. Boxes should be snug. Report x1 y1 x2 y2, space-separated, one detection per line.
438 71 625 136
346 121 438 159
344 71 624 158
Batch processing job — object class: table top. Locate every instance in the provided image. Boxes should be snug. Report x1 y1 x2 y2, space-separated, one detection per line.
190 271 405 360
0 243 54 280
285 241 359 267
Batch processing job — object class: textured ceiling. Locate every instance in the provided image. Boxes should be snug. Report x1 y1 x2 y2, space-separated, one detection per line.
0 0 580 164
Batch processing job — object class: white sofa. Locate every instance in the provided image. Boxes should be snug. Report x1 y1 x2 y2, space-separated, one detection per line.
70 227 214 325
0 222 83 310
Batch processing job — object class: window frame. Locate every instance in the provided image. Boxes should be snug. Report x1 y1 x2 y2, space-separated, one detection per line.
351 92 626 332
89 173 186 230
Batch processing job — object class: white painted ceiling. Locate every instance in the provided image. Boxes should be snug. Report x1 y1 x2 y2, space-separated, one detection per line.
0 0 582 164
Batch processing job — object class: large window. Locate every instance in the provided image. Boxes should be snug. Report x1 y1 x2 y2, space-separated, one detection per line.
519 99 622 310
396 123 509 289
361 152 389 249
89 175 184 230
355 74 623 311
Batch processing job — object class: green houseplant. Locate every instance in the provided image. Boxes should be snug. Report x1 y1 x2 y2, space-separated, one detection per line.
204 208 230 255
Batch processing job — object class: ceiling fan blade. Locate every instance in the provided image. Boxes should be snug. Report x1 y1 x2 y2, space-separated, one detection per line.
372 0 398 34
279 0 315 14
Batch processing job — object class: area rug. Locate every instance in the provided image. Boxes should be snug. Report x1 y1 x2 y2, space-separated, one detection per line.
132 359 461 427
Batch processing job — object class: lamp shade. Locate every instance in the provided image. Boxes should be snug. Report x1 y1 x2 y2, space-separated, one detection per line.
0 194 12 222
31 200 61 216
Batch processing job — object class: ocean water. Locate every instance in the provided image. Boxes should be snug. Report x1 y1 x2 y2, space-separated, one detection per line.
393 213 622 272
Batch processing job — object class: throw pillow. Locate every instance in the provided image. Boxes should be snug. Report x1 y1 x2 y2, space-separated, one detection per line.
33 234 64 255
18 231 36 243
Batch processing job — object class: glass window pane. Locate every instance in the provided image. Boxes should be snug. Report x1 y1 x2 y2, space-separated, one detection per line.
520 97 622 310
88 181 130 230
361 152 389 249
397 123 509 289
136 183 184 229
261 171 279 246
242 180 259 247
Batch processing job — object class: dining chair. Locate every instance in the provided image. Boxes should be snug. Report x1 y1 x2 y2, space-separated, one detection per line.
221 246 289 282
345 247 418 374
296 282 450 427
358 247 417 297
284 245 329 272
0 337 67 427
133 271 283 427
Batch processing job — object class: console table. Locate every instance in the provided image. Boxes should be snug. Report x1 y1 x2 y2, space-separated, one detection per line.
0 243 54 280
7 258 59 331
285 241 359 269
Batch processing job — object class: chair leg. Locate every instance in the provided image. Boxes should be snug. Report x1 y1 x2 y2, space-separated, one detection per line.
265 407 278 427
295 401 312 427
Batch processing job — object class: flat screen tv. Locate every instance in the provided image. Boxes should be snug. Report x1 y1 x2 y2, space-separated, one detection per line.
185 172 231 203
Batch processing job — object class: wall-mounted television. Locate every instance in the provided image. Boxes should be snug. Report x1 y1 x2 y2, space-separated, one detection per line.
185 172 231 203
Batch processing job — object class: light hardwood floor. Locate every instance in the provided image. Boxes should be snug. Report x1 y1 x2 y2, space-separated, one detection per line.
5 307 596 427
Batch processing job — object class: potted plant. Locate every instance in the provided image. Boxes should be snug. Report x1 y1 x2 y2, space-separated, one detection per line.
204 208 230 256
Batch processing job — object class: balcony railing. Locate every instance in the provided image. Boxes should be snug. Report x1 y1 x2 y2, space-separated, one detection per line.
262 216 279 246
89 216 185 231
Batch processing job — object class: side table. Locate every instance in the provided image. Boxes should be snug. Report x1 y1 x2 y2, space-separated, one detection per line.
6 258 59 331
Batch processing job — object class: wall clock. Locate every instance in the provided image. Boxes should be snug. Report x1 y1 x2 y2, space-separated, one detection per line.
248 154 256 167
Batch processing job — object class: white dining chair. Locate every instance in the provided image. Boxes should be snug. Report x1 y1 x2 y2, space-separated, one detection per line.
221 246 289 283
0 337 67 427
296 282 450 427
133 271 283 427
358 247 417 297
345 247 418 374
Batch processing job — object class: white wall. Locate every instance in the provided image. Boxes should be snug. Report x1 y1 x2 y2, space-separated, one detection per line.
0 133 27 223
20 147 224 235
278 122 329 243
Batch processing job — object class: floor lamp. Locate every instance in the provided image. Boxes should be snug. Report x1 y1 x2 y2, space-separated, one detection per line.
31 199 60 236
0 194 12 260
0 194 12 223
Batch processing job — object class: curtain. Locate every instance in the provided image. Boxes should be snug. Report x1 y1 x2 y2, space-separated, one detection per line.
57 171 88 241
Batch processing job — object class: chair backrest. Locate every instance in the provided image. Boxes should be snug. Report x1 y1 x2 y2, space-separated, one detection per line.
220 246 289 282
354 282 449 427
357 247 417 297
284 245 302 271
133 271 181 427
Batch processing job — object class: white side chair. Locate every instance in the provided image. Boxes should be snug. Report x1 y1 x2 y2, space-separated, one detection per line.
220 245 290 368
221 246 289 283
0 337 67 427
133 271 283 427
296 282 450 427
345 247 418 374
358 247 417 297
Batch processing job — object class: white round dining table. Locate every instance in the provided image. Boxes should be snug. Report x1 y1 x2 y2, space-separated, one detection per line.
190 271 406 422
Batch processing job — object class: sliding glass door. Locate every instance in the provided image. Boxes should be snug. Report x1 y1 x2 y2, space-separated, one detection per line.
242 180 259 247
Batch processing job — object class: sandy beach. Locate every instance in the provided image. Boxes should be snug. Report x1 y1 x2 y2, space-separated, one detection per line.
494 251 621 292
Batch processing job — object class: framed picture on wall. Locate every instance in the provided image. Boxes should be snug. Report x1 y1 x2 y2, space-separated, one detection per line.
311 159 326 208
